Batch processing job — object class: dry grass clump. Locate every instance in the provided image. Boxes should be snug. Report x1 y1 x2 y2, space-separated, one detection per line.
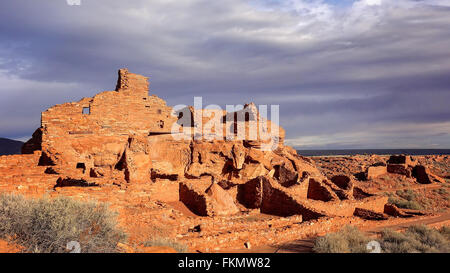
381 225 449 253
439 226 450 241
141 224 188 253
432 188 449 200
0 194 126 253
143 237 188 253
385 190 423 210
314 225 450 253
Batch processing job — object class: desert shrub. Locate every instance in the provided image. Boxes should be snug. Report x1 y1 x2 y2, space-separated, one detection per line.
381 225 449 253
144 237 188 253
439 226 450 241
396 189 416 201
433 188 445 194
313 226 371 253
387 189 423 210
379 229 427 253
433 188 449 198
0 194 126 253
314 225 450 253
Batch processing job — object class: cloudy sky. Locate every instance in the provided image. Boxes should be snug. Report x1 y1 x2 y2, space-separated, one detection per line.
1 0 450 149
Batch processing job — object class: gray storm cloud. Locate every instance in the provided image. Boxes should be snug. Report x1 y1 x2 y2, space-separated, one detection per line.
0 0 449 148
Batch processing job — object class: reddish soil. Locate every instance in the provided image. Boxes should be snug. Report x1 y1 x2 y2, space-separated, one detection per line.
0 239 23 253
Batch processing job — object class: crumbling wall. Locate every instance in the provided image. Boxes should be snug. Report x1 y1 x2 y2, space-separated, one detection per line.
237 177 263 209
307 179 337 201
260 177 325 220
304 196 388 217
0 153 41 171
179 181 209 216
37 69 178 179
367 165 387 179
179 179 239 216
22 128 42 154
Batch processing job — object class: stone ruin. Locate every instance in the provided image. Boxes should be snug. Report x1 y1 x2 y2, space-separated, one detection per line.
15 69 392 219
366 155 444 184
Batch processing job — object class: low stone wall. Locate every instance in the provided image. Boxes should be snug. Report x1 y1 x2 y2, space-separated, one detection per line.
261 177 325 219
179 181 210 216
303 195 388 217
0 152 41 168
367 166 387 179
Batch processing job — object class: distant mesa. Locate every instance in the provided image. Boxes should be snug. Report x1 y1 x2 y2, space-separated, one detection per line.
0 138 24 156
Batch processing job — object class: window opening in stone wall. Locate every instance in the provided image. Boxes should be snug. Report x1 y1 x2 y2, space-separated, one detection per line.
76 163 86 174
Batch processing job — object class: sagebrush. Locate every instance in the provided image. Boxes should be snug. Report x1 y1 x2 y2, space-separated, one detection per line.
313 226 371 253
143 237 188 253
0 194 126 253
314 225 450 253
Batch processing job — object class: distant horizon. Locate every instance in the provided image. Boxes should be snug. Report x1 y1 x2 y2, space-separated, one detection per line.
295 148 450 151
4 136 450 152
295 148 450 156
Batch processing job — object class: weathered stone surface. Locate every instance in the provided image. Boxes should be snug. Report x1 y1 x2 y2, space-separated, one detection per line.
21 128 43 154
205 183 239 216
273 164 298 187
387 155 416 167
179 179 239 216
304 195 388 217
232 143 246 170
326 175 354 200
120 136 153 183
240 163 268 180
237 177 263 209
330 175 353 191
307 178 338 202
387 164 411 177
260 177 323 220
384 204 410 218
367 166 387 179
179 180 209 216
412 165 444 184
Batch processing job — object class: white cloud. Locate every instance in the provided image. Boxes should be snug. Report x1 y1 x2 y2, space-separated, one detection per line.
362 0 383 6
